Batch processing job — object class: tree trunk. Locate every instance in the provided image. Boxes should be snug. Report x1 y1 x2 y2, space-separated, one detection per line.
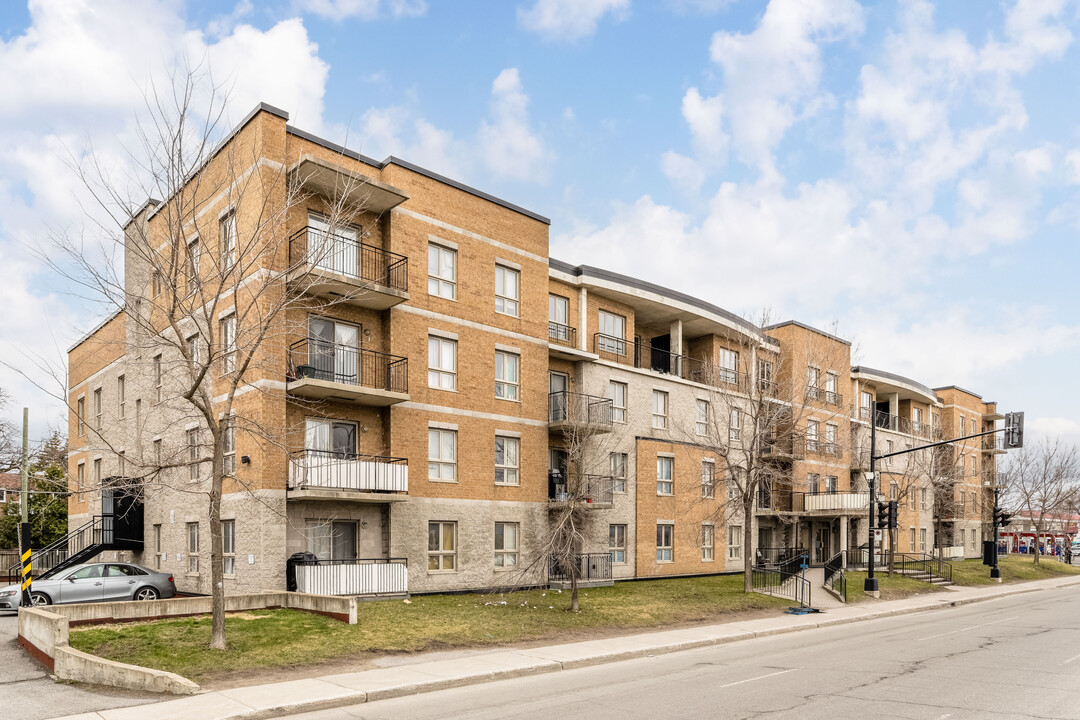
570 569 579 612
887 528 895 575
1033 520 1041 566
743 495 754 593
209 438 226 650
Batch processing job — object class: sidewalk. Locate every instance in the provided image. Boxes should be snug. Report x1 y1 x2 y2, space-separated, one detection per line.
52 575 1080 720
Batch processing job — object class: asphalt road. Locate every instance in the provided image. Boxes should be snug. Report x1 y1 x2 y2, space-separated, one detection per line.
283 584 1080 720
0 612 153 720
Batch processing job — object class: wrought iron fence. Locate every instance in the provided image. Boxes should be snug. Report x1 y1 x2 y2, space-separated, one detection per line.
288 338 408 394
548 473 616 506
751 552 811 606
288 226 408 292
288 450 408 493
823 550 847 603
548 391 614 427
548 553 613 583
548 322 577 348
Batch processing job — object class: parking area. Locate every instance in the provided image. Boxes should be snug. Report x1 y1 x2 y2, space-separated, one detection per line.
0 611 154 720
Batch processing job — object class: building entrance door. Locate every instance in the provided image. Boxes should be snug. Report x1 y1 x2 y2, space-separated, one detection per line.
814 524 832 565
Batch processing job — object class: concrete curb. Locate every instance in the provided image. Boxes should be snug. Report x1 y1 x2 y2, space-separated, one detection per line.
49 575 1080 720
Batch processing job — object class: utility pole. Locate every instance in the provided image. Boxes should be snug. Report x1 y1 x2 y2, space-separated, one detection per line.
19 408 31 608
865 415 879 596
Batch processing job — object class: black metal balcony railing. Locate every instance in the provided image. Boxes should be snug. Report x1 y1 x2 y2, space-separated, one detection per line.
758 377 779 396
548 473 615 506
288 338 408 394
755 546 807 565
825 390 843 406
289 449 408 493
806 437 821 455
806 385 822 402
823 441 842 457
873 411 934 440
549 553 613 583
983 434 1005 451
858 406 872 421
548 391 613 427
761 435 807 460
548 322 577 348
289 226 408 293
591 333 749 390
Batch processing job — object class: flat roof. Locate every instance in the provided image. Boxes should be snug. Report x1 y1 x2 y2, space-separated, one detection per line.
932 385 984 400
764 320 851 347
67 307 123 354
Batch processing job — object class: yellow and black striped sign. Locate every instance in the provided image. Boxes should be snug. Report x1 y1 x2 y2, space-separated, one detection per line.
21 547 31 591
19 523 31 606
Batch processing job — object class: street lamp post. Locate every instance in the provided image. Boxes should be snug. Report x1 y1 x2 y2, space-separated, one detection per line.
865 414 879 595
991 486 1001 581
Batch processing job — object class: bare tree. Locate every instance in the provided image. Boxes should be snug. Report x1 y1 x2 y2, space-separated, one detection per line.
28 71 389 649
1000 439 1080 566
0 388 20 474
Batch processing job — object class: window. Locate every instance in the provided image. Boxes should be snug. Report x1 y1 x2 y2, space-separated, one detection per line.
187 334 201 366
153 439 162 468
428 429 457 481
920 528 927 552
885 439 893 467
652 390 668 429
656 523 674 562
702 460 715 499
494 522 519 568
427 336 457 390
597 311 626 354
825 371 838 402
76 463 85 498
959 529 965 548
220 211 237 271
959 490 966 515
717 348 738 384
154 524 162 570
910 527 916 551
135 399 141 433
909 488 917 511
154 355 162 403
187 522 199 573
93 458 101 485
807 366 820 394
117 375 125 419
826 475 838 493
93 388 102 430
186 237 200 292
609 524 627 564
808 473 821 494
428 521 457 571
729 408 741 441
494 264 519 316
702 524 715 562
958 415 964 433
495 351 520 400
913 407 924 431
223 520 235 575
970 455 977 476
890 481 898 500
427 243 457 299
727 468 739 500
77 397 85 436
757 359 774 393
608 381 627 423
494 436 519 485
221 314 237 374
696 399 709 436
921 487 928 510
187 428 200 481
306 520 357 560
548 294 570 340
610 452 627 493
970 418 976 435
657 456 674 495
728 526 742 559
806 419 819 452
223 419 236 476
860 391 873 420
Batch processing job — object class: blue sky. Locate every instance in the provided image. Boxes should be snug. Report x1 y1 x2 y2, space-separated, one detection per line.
0 0 1078 442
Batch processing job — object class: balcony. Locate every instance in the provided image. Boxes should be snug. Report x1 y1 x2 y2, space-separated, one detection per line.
592 333 748 391
851 446 871 470
290 557 408 597
287 339 409 406
287 226 409 310
548 391 613 433
548 322 577 348
982 434 1006 454
873 411 934 440
548 473 615 508
288 450 408 502
548 553 613 588
825 390 843 407
795 491 870 514
761 436 806 461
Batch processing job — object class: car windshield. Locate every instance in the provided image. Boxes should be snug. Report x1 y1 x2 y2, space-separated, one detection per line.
67 565 104 580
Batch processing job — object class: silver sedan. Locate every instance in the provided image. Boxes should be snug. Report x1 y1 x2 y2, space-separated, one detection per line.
0 562 176 609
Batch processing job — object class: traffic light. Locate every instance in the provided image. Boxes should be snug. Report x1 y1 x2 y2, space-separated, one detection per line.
1005 412 1024 449
877 501 889 529
887 500 898 529
993 508 1013 528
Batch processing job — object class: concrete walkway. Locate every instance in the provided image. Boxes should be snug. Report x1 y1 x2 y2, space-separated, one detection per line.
49 575 1080 720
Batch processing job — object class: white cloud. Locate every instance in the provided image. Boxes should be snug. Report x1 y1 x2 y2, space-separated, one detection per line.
353 105 466 178
666 0 736 14
296 0 427 21
660 151 705 193
681 87 727 163
1028 417 1080 444
517 0 629 42
479 68 551 182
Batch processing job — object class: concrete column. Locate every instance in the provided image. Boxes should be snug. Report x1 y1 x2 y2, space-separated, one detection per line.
840 519 848 567
579 287 588 352
670 318 683 376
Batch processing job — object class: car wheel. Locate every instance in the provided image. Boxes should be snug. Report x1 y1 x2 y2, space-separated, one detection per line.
134 587 159 601
30 592 51 607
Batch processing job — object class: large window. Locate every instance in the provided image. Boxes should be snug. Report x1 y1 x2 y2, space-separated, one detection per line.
428 243 457 299
702 460 715 499
729 408 741 441
495 351 520 400
657 456 674 495
221 314 237 374
428 428 457 481
807 366 820 394
808 473 821 494
608 381 627 423
717 348 738 384
223 519 235 575
220 211 237 272
548 294 570 341
428 521 457 571
223 419 236 475
806 419 819 452
427 336 457 390
306 520 357 560
825 423 838 454
920 528 927 552
186 237 200 293
696 399 709 436
702 524 715 562
825 475 838 493
656 523 673 562
610 452 627 493
154 524 162 570
494 264 519 316
597 311 626 354
494 522 519 568
860 391 873 419
93 388 102 430
187 428 200 481
652 390 668 429
495 436 519 485
609 524 627 564
728 526 742 559
825 371 838 402
154 355 162 403
187 522 199 573
77 397 85 436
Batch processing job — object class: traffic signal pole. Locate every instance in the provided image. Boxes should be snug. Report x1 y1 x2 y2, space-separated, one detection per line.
991 487 1001 582
865 416 879 596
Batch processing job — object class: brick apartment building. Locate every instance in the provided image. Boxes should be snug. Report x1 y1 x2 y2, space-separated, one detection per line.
65 104 1005 598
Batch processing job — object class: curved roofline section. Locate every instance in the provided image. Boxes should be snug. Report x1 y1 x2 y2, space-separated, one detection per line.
764 320 851 347
549 259 777 345
851 365 938 403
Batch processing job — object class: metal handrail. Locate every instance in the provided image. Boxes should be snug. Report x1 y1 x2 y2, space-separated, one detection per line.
288 226 408 292
548 391 613 426
288 450 408 493
288 338 408 394
549 553 613 582
751 553 811 607
548 473 616 505
825 390 843 406
548 322 576 348
590 333 748 390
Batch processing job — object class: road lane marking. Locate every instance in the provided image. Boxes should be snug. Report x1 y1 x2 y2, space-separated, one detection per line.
718 669 796 688
917 615 1020 642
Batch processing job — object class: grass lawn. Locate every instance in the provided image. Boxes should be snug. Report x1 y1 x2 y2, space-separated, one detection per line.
69 575 789 682
841 571 947 603
949 554 1080 586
